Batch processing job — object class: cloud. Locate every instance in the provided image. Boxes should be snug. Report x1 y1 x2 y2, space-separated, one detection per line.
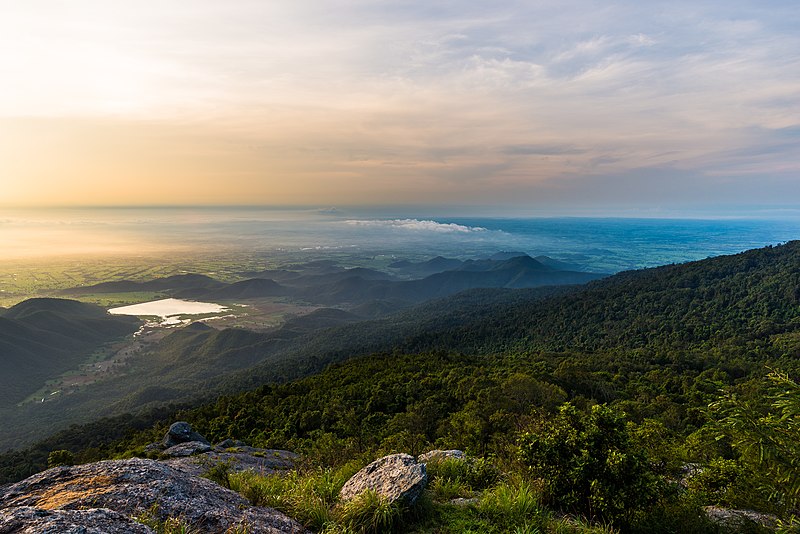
3 1 800 209
344 219 488 233
501 145 586 156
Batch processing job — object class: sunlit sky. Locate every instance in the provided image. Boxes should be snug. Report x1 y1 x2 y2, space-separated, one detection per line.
1 1 799 213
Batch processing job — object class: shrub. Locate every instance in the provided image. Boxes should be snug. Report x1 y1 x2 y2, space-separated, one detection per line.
201 459 233 489
518 403 661 527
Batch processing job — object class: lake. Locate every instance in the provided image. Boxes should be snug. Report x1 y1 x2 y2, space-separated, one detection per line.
108 298 228 325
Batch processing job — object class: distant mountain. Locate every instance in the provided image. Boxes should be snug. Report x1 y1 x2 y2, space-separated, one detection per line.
299 255 604 305
5 242 800 451
533 255 585 271
486 251 528 261
63 274 225 296
0 299 140 407
388 256 465 277
60 256 595 313
280 308 362 334
277 267 394 288
199 278 288 300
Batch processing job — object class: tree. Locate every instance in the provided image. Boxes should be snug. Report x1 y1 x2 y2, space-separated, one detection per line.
518 403 661 527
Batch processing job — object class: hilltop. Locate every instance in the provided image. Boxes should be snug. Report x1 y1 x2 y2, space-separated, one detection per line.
0 299 140 406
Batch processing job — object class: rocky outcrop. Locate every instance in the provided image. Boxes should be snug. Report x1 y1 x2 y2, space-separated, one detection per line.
0 506 155 534
0 458 307 533
418 449 466 463
340 453 427 505
161 440 212 458
704 506 778 530
161 421 209 448
164 446 297 477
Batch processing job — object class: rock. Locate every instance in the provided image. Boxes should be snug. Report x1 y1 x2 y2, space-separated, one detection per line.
0 506 155 533
216 438 248 448
161 441 212 458
143 442 163 453
0 458 308 534
418 449 466 463
164 447 297 477
340 453 427 505
162 421 209 448
704 506 778 530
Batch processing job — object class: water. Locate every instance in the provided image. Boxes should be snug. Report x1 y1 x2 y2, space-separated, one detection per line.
108 298 228 325
1 207 798 273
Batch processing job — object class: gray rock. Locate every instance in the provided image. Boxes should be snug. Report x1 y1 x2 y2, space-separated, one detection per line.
143 442 164 453
418 449 466 464
162 421 209 448
165 447 298 477
161 440 212 458
216 438 248 448
0 506 155 534
340 453 427 505
704 506 778 529
0 458 308 534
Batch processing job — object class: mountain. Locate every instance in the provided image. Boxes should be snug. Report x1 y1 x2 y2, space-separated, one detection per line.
388 256 466 277
0 299 140 407
63 274 226 296
6 242 798 453
298 255 604 305
534 255 585 271
486 250 528 261
4 242 800 529
198 278 289 300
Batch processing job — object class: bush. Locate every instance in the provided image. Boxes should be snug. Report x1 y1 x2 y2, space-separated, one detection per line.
518 403 661 527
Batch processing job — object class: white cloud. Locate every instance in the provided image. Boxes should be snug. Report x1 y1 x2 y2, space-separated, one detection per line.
344 219 488 233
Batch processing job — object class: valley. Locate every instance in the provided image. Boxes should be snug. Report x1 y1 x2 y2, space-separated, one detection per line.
0 248 606 451
1 239 799 532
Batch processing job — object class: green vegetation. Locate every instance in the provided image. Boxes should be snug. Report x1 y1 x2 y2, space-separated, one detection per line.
0 298 140 406
3 242 800 531
46 449 74 468
518 403 660 527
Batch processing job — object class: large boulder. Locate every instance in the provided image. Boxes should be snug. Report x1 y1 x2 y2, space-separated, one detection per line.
340 453 427 505
165 447 297 477
0 506 154 534
0 458 307 534
704 506 778 530
162 421 209 448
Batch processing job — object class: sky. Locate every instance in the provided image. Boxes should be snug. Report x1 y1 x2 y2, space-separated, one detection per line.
1 1 799 214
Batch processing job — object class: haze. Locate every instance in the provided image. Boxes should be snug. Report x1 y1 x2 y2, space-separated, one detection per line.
2 1 799 212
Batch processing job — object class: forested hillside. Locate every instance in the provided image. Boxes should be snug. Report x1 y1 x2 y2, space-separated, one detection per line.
0 299 140 405
2 242 799 531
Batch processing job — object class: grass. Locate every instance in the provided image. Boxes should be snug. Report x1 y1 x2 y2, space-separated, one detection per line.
224 462 363 531
216 460 591 534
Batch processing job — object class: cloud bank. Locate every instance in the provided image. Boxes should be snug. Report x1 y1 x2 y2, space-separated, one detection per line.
345 219 488 234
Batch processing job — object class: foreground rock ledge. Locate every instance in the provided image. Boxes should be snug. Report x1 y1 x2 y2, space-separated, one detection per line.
340 453 427 505
0 458 307 534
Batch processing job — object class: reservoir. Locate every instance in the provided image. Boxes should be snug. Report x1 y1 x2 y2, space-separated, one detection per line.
108 298 228 325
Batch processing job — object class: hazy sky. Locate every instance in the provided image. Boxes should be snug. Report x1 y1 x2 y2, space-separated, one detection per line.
1 1 799 212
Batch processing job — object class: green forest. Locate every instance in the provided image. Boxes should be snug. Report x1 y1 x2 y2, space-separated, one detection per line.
2 242 800 532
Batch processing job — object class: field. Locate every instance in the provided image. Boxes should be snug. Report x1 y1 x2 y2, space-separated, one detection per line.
0 252 269 307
